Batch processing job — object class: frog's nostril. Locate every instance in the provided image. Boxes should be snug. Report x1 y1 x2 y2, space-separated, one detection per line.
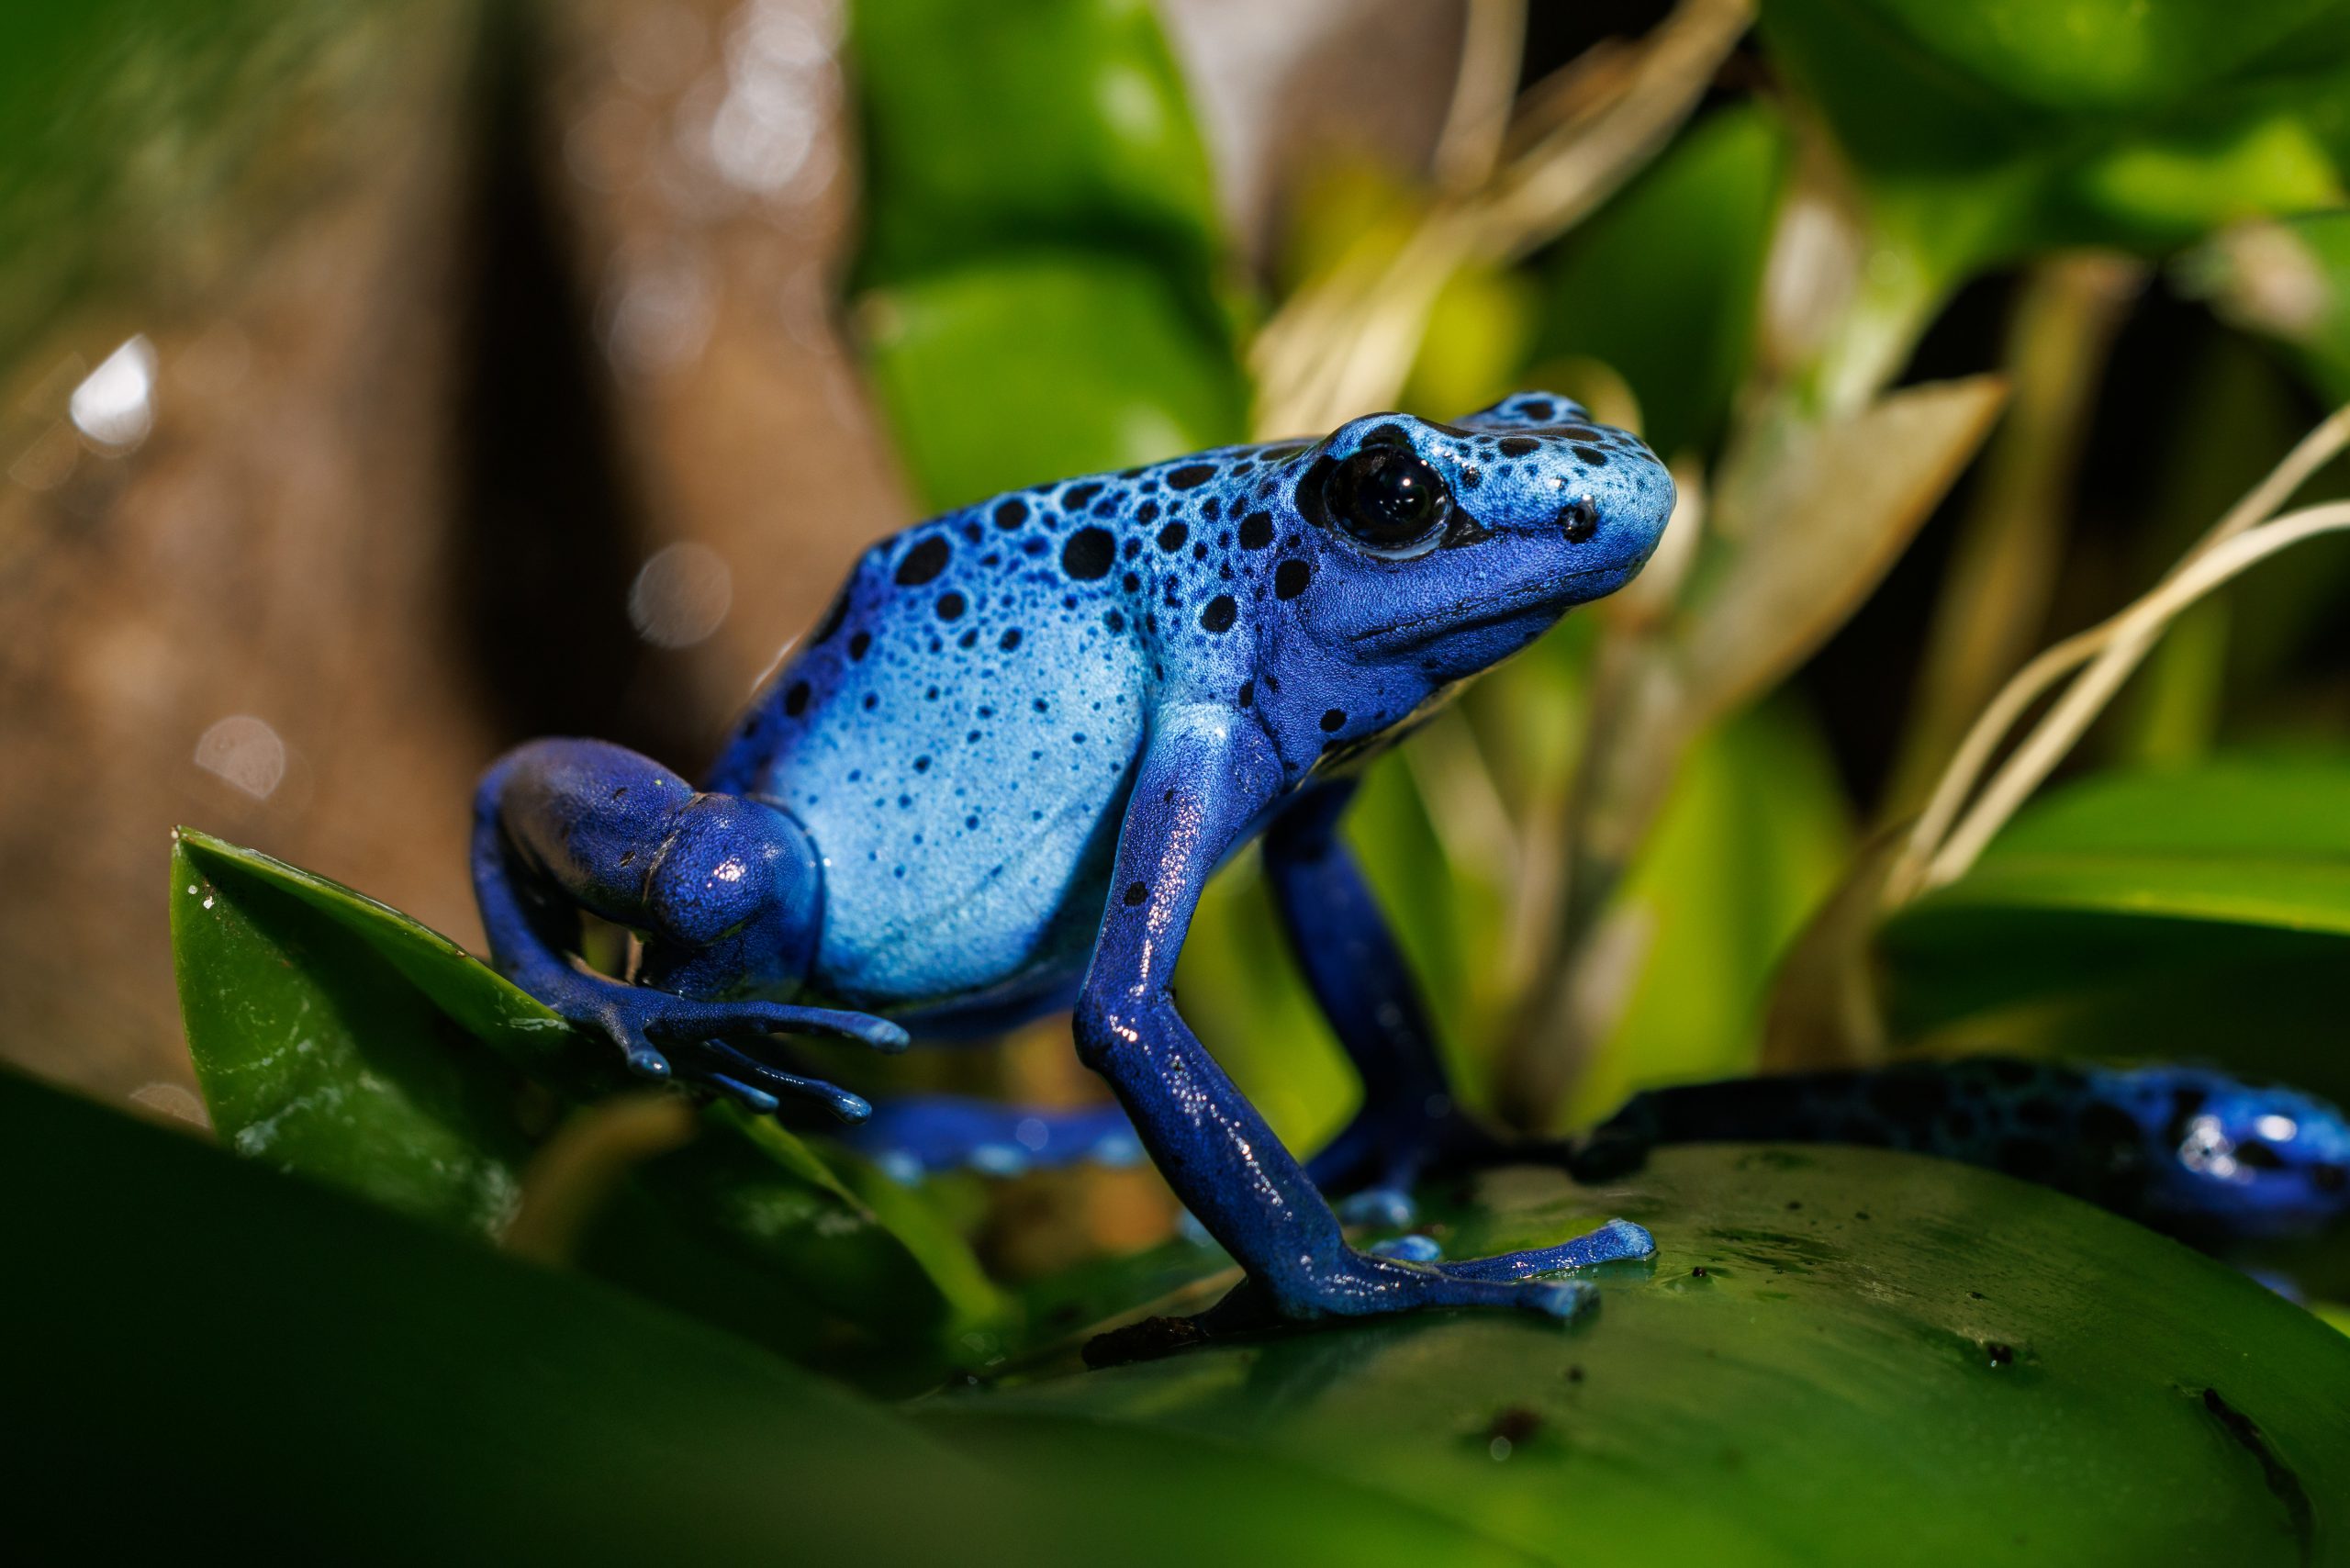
1558 497 1599 543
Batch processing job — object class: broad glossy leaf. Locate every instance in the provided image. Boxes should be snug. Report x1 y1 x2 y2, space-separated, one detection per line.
1687 375 2009 722
856 252 1248 510
934 1145 2350 1566
848 0 1219 287
173 829 994 1359
1894 756 2350 934
1881 757 2350 1103
173 829 542 1235
0 1069 1512 1566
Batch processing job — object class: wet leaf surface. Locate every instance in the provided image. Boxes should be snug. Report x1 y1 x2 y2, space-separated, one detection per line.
0 1067 1525 1567
933 1144 2350 1566
173 828 995 1372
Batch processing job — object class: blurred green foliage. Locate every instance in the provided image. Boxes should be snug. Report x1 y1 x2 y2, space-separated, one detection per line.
849 0 1246 508
1762 0 2350 267
1883 759 2350 1106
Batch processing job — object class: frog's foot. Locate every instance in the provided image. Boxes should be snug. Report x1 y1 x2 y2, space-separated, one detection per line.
549 972 908 1123
1271 1247 1608 1324
1091 1219 1651 1362
1369 1217 1654 1274
1286 1217 1655 1317
843 1095 1143 1183
1309 1106 1513 1228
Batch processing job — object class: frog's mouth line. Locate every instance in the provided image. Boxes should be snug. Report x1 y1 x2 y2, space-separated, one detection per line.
1350 566 1616 647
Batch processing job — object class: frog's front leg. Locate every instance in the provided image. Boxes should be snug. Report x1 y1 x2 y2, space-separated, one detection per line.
471 739 906 1119
1264 780 1509 1226
1075 711 1650 1325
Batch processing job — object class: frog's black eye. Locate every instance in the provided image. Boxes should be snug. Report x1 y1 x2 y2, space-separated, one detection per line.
2232 1140 2287 1171
1326 447 1452 554
1559 496 1599 543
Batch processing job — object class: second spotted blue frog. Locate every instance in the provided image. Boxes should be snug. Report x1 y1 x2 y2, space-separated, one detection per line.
473 394 1673 1327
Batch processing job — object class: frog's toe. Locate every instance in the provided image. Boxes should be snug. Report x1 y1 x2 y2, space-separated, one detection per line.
1337 1186 1417 1229
1436 1218 1655 1282
1368 1233 1444 1262
675 1037 872 1123
647 998 910 1055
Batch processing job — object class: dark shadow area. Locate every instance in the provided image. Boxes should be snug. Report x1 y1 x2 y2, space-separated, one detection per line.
444 7 703 766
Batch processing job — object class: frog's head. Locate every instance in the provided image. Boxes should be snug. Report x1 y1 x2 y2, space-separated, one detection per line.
2139 1070 2350 1238
1273 395 1673 682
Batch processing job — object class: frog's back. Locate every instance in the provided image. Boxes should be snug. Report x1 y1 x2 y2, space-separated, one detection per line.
711 485 1162 1008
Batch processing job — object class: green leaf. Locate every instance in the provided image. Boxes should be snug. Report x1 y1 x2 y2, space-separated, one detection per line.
848 0 1219 289
0 1068 1527 1566
1564 702 1852 1127
172 828 997 1361
856 251 1248 510
933 1145 2350 1565
1758 0 2350 266
1894 756 2350 933
1880 757 2350 1103
173 828 544 1236
1538 103 1790 457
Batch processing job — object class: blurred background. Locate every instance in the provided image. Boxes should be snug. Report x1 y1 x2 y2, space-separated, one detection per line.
7 0 2350 1278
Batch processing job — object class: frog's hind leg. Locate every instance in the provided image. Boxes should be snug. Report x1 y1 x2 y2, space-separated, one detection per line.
1078 716 1649 1329
1264 782 1503 1226
844 1096 1143 1183
472 739 907 1118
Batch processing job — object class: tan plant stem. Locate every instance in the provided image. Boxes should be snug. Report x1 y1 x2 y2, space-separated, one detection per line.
1919 501 2350 887
1893 403 2350 903
1432 0 1529 194
1884 253 2143 814
1249 0 1752 438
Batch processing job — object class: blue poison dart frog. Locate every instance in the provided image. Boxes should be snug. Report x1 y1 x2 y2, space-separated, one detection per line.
1569 1058 2350 1249
473 394 1674 1326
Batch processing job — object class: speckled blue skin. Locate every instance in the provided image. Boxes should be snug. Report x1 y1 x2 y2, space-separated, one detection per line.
1571 1058 2350 1247
473 393 1674 1325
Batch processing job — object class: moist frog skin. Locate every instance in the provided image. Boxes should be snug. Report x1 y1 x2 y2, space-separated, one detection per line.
472 392 1674 1325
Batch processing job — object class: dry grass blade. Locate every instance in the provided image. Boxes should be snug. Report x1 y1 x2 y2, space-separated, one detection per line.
1918 499 2350 889
1679 375 2010 721
1249 0 1752 437
1431 0 1529 193
1891 401 2350 902
1884 255 2143 813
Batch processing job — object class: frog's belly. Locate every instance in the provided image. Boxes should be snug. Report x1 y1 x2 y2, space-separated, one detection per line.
757 700 1147 1010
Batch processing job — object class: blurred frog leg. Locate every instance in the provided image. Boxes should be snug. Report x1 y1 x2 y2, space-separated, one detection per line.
1265 779 1491 1225
845 1096 1140 1182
